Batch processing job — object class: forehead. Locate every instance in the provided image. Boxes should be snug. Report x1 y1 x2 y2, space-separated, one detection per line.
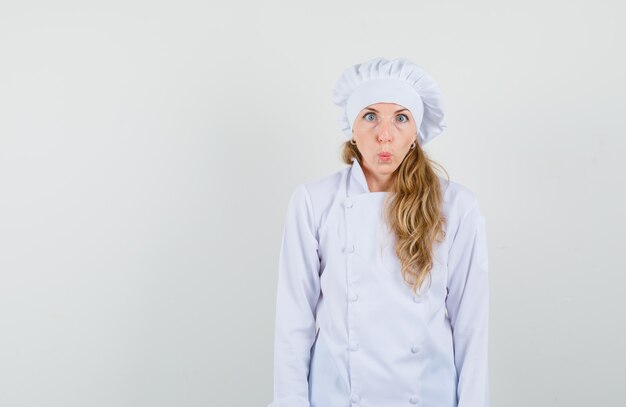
362 102 410 112
366 102 406 109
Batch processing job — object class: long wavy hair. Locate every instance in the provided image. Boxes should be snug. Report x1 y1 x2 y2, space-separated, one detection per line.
341 140 450 296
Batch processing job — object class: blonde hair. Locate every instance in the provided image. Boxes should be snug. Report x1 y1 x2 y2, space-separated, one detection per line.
341 140 449 295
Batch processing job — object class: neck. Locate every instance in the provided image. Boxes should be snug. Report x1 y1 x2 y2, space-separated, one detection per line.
362 165 393 192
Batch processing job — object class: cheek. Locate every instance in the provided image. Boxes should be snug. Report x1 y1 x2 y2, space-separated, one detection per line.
359 140 377 154
403 135 415 147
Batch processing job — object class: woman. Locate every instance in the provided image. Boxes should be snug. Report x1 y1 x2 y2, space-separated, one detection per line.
267 57 490 407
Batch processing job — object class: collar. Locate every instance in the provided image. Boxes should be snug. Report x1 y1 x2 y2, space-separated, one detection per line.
348 157 370 196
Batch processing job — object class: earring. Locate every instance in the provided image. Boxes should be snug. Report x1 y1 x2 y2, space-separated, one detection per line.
410 140 416 149
350 138 357 145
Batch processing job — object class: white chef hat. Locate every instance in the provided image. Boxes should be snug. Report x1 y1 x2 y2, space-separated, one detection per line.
331 57 446 146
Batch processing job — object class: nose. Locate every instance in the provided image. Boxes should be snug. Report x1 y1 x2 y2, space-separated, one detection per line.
377 119 392 142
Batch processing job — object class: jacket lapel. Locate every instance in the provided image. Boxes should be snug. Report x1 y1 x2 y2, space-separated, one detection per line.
347 158 369 197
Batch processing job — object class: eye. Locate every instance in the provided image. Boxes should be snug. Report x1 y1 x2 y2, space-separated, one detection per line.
396 114 409 123
363 112 376 121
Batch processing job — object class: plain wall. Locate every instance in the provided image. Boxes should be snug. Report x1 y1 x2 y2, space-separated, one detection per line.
1 0 625 406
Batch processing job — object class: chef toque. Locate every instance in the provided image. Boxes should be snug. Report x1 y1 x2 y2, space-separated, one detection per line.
331 57 446 146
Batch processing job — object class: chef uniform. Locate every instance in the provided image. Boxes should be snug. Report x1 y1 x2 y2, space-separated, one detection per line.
267 58 490 407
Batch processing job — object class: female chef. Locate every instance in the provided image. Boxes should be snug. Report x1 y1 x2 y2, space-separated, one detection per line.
267 57 490 407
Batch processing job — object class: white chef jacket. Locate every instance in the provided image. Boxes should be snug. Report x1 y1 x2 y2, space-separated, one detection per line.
268 158 490 407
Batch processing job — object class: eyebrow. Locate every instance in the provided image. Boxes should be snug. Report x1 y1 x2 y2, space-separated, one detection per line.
364 107 409 113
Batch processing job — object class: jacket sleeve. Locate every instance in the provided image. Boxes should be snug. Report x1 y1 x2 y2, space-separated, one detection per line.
445 197 490 407
267 184 321 407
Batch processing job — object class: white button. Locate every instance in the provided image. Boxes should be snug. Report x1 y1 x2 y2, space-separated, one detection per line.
349 342 359 351
346 244 355 253
348 292 359 301
411 344 421 354
409 395 420 404
345 199 353 208
351 393 361 403
413 295 423 303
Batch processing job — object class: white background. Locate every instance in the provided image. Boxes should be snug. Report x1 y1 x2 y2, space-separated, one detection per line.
1 1 624 406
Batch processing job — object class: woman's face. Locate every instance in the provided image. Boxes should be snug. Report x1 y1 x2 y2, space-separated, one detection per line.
352 102 418 182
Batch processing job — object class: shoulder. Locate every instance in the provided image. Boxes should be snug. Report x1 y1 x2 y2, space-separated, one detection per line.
294 165 348 208
437 175 482 222
302 166 348 200
436 176 487 255
285 165 349 230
